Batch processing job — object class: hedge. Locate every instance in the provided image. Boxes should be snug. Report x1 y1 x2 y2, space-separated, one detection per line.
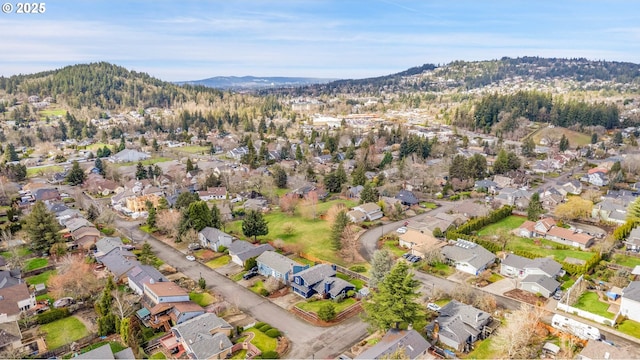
265 329 281 338
261 351 279 359
36 308 70 324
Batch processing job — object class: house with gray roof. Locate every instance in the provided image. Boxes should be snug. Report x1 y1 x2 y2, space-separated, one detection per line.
198 227 233 252
171 313 234 359
227 241 274 267
620 281 640 322
109 149 150 163
126 264 168 296
520 274 560 298
63 217 93 233
355 329 430 360
290 264 355 299
0 270 21 290
441 240 496 276
500 254 563 279
94 237 127 257
98 249 139 280
624 227 640 251
256 251 308 285
75 343 135 359
396 190 419 206
425 300 493 352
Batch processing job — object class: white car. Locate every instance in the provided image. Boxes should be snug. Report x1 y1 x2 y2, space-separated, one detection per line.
396 227 407 234
186 255 196 261
427 303 441 312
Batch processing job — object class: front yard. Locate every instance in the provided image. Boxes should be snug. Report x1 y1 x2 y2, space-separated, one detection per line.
189 291 216 307
617 319 640 338
295 298 357 314
205 255 230 269
238 328 277 353
40 316 90 349
572 292 615 319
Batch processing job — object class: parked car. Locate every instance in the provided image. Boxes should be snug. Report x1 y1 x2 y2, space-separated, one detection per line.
243 270 258 280
410 255 422 263
53 297 74 309
188 243 202 251
186 255 196 261
396 227 407 234
427 303 441 312
553 290 563 300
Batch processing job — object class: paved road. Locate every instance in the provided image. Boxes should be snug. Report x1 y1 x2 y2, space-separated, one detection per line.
113 217 368 359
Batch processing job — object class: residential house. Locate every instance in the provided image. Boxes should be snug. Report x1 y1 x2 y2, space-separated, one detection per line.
227 241 274 267
347 185 364 200
518 218 595 249
75 343 135 360
395 190 419 206
109 149 150 163
0 271 22 290
198 227 234 252
0 321 24 355
592 199 627 224
500 254 563 279
584 171 608 187
243 198 268 212
352 203 383 221
94 237 129 257
474 179 499 194
198 187 227 201
33 188 60 202
0 284 35 324
291 264 354 299
63 217 93 233
560 180 582 195
624 227 640 251
98 248 139 281
519 274 560 298
256 251 308 285
171 313 234 359
55 208 81 225
71 226 101 249
398 229 446 257
355 329 430 360
620 281 640 322
346 209 367 223
125 194 161 213
425 300 493 352
126 265 168 296
141 282 205 330
227 146 249 161
440 240 496 276
494 188 531 209
577 339 640 360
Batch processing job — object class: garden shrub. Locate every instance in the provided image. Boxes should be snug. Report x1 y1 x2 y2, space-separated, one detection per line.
349 265 367 273
36 308 70 324
261 350 279 359
265 329 281 338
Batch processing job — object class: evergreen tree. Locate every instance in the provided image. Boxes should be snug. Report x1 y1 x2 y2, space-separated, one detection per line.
135 162 147 179
25 201 61 255
614 131 623 145
152 138 160 151
272 165 288 189
468 153 487 180
559 134 570 151
94 157 105 176
360 183 379 204
65 161 86 185
591 133 598 144
6 144 19 162
527 192 544 221
330 210 349 250
521 137 536 157
117 136 126 152
186 158 194 173
139 242 154 265
242 210 269 242
363 261 424 331
627 197 640 220
175 191 200 209
210 203 222 230
87 204 99 221
449 155 469 180
146 202 157 228
369 249 394 289
351 165 367 186
295 144 304 161
379 151 393 169
185 201 213 232
241 137 258 169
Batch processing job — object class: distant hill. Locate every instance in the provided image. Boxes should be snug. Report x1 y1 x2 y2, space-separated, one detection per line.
178 76 339 90
270 57 640 95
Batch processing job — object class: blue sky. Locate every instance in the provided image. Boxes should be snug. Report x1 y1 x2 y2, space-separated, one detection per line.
2 0 639 81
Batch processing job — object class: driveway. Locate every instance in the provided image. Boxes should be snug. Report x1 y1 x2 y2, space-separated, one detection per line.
113 217 368 359
482 278 516 296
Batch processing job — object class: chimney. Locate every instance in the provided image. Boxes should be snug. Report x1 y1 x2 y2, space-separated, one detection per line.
476 313 481 323
219 340 224 350
407 323 413 331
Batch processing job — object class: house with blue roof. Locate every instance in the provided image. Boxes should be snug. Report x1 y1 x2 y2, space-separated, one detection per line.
290 264 355 299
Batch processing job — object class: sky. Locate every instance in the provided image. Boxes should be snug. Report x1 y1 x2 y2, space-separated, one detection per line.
1 0 640 81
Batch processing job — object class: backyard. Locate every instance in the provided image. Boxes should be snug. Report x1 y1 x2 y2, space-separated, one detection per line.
572 292 615 319
26 270 56 286
611 254 640 268
225 199 359 265
477 215 526 236
40 316 90 349
23 258 48 272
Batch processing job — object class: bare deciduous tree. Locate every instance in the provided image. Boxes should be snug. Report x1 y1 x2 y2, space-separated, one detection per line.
156 209 181 239
492 304 546 359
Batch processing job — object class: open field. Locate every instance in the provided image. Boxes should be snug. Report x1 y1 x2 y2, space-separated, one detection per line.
477 215 526 236
27 165 64 178
171 145 209 154
41 316 90 349
38 108 66 120
225 199 359 264
531 126 593 148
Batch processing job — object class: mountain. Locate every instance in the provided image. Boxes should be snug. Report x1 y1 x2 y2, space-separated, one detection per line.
267 57 640 96
178 76 339 90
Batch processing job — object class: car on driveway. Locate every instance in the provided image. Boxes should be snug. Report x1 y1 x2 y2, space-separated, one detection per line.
188 243 202 251
186 255 196 261
396 227 407 234
427 303 441 312
243 270 258 280
553 290 563 300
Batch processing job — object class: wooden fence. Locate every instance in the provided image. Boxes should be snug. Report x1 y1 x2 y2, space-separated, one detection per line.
292 301 363 324
334 265 370 283
22 264 56 279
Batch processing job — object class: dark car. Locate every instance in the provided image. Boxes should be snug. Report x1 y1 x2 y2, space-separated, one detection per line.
243 271 258 280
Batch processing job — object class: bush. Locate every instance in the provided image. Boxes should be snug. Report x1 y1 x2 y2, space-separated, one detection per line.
262 351 279 359
259 289 269 297
254 322 267 329
317 302 336 322
349 265 367 273
257 324 271 332
265 329 281 338
36 308 70 324
217 245 227 253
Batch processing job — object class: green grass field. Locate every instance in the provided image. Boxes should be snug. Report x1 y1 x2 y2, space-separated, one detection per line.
618 319 640 339
226 199 359 264
477 215 527 236
113 157 172 168
23 258 48 272
41 316 90 349
611 254 640 268
295 298 357 314
1 247 32 258
189 291 216 307
241 329 277 352
572 292 615 319
206 255 230 269
336 273 365 290
172 146 209 154
149 352 167 359
249 280 266 295
531 126 593 148
39 108 66 120
465 336 495 359
27 165 64 178
26 270 56 286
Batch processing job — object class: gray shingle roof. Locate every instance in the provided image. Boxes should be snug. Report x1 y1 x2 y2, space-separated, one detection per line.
521 274 560 293
75 344 116 359
228 241 274 262
99 249 139 278
313 277 355 298
127 264 168 292
355 329 430 360
172 313 233 359
441 241 496 270
256 251 302 275
426 300 489 348
295 264 336 286
501 253 531 270
95 236 124 254
623 281 640 302
199 227 231 242
526 257 562 278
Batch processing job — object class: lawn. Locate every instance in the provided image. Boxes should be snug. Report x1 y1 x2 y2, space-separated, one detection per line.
242 328 277 353
488 273 504 283
27 165 64 178
230 349 247 359
382 239 407 258
226 199 359 264
420 202 438 209
40 316 89 349
206 255 230 269
23 258 48 272
532 126 593 148
465 336 495 359
618 319 640 339
572 292 615 319
336 273 366 290
295 298 357 314
39 108 66 119
1 247 32 258
189 291 216 307
477 215 527 236
434 298 451 307
250 280 266 295
26 270 56 286
149 352 167 359
113 157 172 168
611 254 640 268
172 145 209 154
423 262 455 277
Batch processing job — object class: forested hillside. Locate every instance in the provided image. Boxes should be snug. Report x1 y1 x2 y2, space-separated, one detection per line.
0 62 224 110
